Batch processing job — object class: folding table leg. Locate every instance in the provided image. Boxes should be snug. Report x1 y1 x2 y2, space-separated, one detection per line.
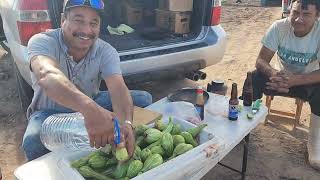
217 133 250 179
241 134 250 180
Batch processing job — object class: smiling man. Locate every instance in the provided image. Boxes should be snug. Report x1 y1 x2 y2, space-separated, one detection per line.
22 0 152 161
249 0 320 170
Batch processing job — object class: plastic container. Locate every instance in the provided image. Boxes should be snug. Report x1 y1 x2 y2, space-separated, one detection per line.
207 80 228 96
205 94 229 119
57 116 225 180
40 112 96 152
156 101 202 125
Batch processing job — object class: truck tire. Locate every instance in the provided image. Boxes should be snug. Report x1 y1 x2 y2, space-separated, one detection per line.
13 63 33 114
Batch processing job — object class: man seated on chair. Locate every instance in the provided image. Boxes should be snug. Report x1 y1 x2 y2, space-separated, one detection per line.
250 0 320 170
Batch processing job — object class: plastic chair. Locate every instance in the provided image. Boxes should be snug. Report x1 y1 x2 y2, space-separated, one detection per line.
265 95 304 130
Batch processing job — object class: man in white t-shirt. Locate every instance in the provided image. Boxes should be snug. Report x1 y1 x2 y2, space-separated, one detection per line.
251 0 320 170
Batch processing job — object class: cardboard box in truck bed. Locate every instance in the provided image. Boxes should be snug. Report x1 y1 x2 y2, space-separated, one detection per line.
156 9 191 34
159 0 193 12
123 2 143 25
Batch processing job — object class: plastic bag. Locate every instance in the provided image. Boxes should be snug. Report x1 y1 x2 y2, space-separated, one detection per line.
157 101 202 125
205 94 229 118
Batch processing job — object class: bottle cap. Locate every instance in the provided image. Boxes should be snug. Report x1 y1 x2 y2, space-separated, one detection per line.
196 86 204 94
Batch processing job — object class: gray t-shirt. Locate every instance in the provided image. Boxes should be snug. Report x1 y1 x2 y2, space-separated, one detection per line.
262 18 320 74
26 28 121 118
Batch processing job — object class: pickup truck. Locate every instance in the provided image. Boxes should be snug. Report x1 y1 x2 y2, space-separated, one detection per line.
281 0 291 18
0 0 227 112
261 0 291 18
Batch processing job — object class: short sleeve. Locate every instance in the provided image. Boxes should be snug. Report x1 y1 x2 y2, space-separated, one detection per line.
261 21 280 52
100 45 122 79
27 33 58 70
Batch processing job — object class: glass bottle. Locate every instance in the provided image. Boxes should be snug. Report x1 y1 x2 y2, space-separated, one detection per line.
242 71 253 107
228 83 239 121
195 86 205 120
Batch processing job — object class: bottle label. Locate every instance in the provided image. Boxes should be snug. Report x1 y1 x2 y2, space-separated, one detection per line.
195 106 201 114
195 105 204 120
228 104 239 119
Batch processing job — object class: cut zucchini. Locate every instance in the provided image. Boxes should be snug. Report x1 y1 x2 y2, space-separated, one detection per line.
247 113 254 119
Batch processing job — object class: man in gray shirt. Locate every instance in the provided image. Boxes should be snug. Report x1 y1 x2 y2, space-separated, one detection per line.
22 0 152 161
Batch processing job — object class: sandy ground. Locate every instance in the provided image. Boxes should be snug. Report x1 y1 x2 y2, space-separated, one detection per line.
0 0 319 179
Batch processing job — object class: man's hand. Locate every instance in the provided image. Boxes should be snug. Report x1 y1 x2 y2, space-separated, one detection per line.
121 123 135 157
82 102 115 148
266 70 296 93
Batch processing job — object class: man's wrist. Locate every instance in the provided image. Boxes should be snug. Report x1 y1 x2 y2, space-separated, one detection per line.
124 120 134 129
268 69 278 77
292 74 304 86
79 99 96 115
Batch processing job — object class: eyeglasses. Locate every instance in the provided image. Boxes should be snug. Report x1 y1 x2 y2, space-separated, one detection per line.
65 0 104 10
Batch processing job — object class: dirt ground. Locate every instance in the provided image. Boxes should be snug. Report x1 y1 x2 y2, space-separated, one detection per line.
0 0 319 179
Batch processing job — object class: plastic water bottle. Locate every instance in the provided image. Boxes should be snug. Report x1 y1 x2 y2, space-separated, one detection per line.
40 112 96 152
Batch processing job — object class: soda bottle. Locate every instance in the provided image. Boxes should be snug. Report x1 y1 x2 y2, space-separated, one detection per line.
195 86 205 120
242 71 253 106
228 83 239 121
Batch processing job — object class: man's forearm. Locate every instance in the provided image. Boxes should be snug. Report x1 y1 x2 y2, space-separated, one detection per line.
110 85 133 123
39 71 94 112
293 70 320 86
255 46 277 77
32 56 94 113
256 58 277 77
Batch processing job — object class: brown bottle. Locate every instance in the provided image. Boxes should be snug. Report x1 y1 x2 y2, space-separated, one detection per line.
228 83 239 121
195 86 205 120
242 71 253 106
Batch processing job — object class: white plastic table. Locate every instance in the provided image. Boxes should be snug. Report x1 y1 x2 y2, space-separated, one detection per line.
14 93 268 180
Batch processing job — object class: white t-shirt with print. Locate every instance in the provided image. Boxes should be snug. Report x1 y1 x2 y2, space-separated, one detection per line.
262 18 320 74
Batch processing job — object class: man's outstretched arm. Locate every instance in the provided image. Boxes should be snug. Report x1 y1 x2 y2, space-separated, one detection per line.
104 75 134 156
31 55 114 148
31 55 94 112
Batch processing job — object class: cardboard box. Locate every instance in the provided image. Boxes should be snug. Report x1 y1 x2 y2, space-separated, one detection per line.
123 3 143 25
156 9 191 34
155 9 171 29
143 8 156 25
169 11 191 34
159 0 193 12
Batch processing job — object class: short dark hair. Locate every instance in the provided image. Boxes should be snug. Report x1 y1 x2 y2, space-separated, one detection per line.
63 8 70 18
291 0 320 12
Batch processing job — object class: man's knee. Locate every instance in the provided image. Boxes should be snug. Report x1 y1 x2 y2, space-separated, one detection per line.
131 91 153 108
22 133 49 161
22 111 54 161
309 86 320 116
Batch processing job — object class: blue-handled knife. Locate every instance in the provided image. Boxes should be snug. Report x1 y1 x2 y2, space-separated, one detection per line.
113 118 121 145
